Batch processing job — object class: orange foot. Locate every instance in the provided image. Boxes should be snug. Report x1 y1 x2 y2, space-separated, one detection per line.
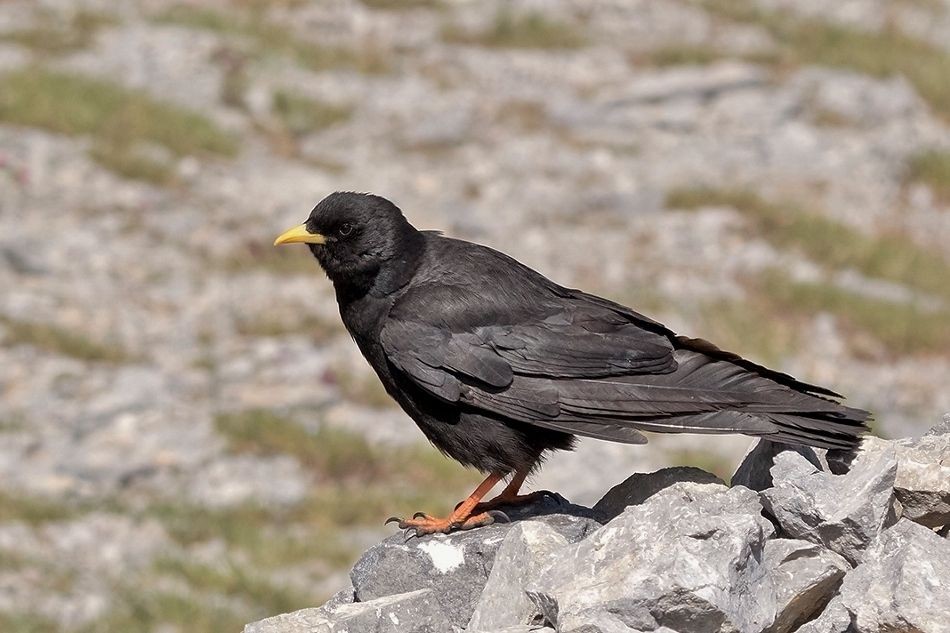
385 510 504 537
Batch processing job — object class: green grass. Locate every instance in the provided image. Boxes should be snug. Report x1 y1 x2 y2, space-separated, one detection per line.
220 240 318 275
215 411 391 480
0 490 81 524
153 557 311 616
360 0 443 8
665 187 950 303
0 317 132 363
155 5 389 74
1 10 116 56
442 10 586 49
271 90 353 137
0 68 238 184
0 612 59 633
699 0 950 119
756 271 950 357
77 588 249 633
332 367 397 409
690 296 801 366
234 311 341 341
150 413 476 581
639 44 728 67
906 149 950 204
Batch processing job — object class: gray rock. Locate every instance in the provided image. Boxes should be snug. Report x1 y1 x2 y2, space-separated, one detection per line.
732 439 823 492
829 434 950 529
468 521 570 631
761 450 898 565
924 413 950 437
527 481 776 633
243 589 451 633
797 519 950 633
350 498 600 626
592 466 724 521
761 539 850 633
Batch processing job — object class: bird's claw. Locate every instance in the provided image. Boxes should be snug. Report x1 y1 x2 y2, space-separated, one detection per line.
488 510 510 523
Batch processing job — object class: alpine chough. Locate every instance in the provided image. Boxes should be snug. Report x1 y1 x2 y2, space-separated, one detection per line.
274 192 870 535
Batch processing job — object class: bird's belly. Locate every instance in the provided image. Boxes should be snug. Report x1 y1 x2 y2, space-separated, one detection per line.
411 407 574 475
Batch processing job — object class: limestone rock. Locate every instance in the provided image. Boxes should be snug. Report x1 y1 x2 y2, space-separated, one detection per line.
468 521 570 631
592 465 724 521
798 519 950 633
350 497 599 626
829 432 950 530
761 450 898 565
761 539 850 633
243 589 451 633
732 439 823 492
527 482 776 633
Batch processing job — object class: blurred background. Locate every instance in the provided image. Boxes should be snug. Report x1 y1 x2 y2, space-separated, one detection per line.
1 0 949 630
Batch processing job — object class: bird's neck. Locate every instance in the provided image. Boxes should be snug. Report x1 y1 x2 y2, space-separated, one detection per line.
332 226 426 306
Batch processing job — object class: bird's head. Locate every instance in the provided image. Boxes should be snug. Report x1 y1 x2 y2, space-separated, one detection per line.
274 192 422 295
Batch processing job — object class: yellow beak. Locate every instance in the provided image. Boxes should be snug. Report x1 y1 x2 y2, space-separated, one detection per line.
274 223 326 246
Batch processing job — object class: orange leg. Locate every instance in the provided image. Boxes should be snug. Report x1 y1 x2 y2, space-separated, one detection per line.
473 466 552 512
386 472 505 537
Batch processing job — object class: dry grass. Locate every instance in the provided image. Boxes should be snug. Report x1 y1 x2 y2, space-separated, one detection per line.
442 10 586 49
271 90 353 138
905 149 950 204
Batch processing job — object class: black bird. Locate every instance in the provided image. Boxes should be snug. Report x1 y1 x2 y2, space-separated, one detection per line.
274 192 870 535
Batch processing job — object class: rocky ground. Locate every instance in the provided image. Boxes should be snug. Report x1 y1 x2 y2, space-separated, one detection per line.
248 419 950 633
1 0 949 630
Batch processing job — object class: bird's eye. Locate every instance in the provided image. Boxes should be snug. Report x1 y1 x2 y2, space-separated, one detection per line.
339 223 354 237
